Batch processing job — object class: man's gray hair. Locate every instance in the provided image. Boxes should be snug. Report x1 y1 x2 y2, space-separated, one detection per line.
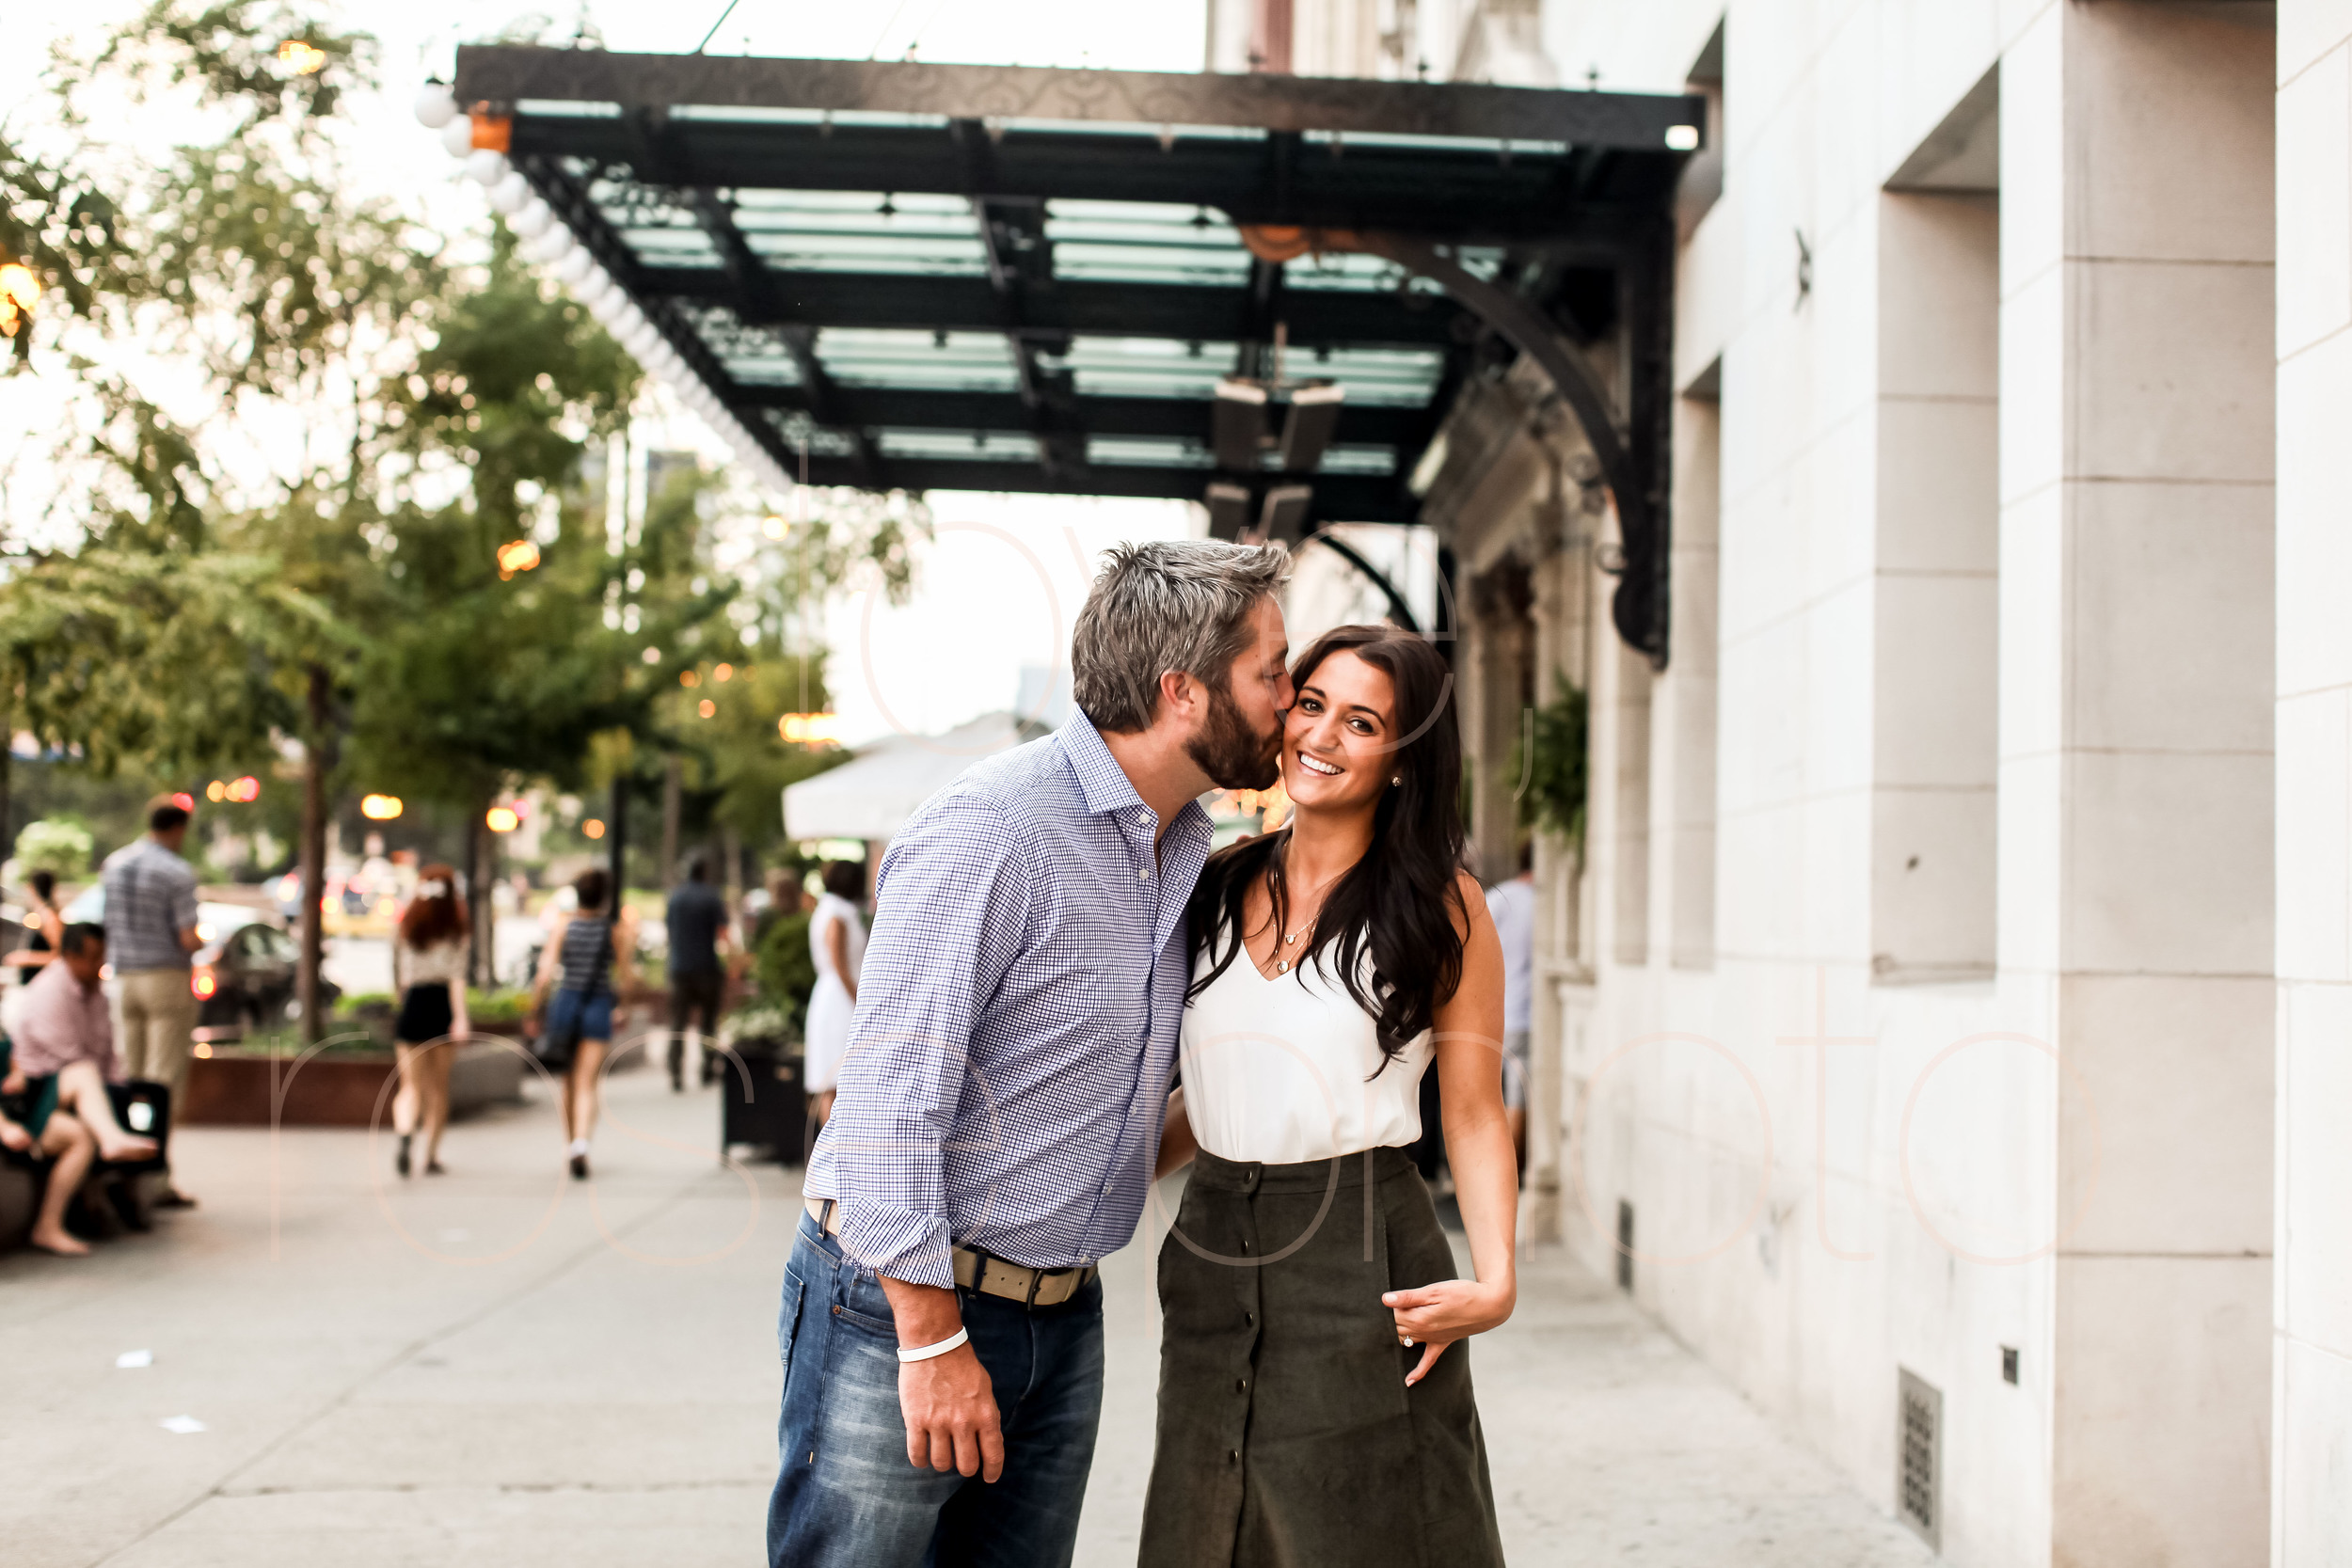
1072 540 1292 733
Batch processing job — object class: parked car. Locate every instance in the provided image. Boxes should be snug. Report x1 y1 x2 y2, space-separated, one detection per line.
57 889 339 1040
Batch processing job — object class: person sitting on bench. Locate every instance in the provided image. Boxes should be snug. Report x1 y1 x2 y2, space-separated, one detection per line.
5 924 159 1164
0 1034 100 1257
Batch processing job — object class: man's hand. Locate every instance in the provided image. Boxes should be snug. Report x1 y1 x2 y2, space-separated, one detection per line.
898 1341 1004 1481
877 1275 1003 1482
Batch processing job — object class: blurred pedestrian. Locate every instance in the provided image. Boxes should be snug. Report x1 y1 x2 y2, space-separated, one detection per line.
10 868 63 979
750 865 806 951
531 867 636 1180
663 855 736 1091
101 799 202 1209
2 868 66 1039
1485 841 1535 1164
390 866 469 1179
802 860 866 1131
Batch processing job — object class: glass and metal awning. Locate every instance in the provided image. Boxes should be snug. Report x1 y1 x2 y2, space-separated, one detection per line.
442 47 1702 537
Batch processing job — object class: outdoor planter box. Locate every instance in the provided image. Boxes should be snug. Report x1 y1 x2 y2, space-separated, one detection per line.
181 1041 525 1128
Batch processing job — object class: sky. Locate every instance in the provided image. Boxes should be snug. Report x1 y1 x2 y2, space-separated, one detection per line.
5 0 1214 748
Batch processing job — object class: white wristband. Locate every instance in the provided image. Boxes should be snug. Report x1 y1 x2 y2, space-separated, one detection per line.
896 1327 970 1364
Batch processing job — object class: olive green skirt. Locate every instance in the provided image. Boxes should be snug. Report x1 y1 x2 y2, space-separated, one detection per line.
1140 1145 1505 1568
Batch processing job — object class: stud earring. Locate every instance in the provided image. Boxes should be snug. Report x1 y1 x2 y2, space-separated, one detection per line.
1391 774 1402 786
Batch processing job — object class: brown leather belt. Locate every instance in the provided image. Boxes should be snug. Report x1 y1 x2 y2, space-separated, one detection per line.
804 1197 1098 1308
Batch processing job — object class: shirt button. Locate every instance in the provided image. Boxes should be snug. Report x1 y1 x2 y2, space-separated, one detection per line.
1229 1449 1242 1465
1138 868 1152 881
1236 1377 1248 1393
1102 1181 1113 1195
1239 1238 1251 1254
1246 1311 1257 1327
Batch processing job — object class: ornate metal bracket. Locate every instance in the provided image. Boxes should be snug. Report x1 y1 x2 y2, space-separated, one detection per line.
1237 224 1671 669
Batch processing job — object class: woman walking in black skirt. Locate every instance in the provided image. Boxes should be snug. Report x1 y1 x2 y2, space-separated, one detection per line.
390 866 469 1178
1144 625 1516 1568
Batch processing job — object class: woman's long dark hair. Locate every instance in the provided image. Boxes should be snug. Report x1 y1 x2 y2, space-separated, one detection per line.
1186 625 1467 1067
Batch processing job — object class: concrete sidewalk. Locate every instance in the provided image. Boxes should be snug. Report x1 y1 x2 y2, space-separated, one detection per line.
2 1067 1932 1566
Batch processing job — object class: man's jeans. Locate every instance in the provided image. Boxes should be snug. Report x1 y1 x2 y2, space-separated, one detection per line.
766 1210 1105 1568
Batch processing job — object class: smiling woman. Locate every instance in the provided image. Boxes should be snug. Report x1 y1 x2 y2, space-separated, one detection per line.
1148 622 1513 1568
1185 624 1468 1057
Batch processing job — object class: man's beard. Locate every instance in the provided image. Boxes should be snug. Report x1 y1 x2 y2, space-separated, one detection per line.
1186 677 1281 791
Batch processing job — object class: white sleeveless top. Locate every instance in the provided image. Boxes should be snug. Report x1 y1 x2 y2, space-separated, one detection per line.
1180 942 1434 1164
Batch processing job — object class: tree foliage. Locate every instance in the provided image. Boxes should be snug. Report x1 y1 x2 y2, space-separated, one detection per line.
0 0 921 891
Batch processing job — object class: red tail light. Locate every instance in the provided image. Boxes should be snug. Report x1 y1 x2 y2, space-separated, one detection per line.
191 965 217 1001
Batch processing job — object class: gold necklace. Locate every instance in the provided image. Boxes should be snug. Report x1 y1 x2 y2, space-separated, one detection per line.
1272 914 1313 974
1266 855 1340 975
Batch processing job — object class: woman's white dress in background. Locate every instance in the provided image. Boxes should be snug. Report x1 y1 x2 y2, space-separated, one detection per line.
803 893 866 1092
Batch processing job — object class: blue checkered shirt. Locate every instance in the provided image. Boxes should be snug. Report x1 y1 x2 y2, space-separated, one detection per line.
804 711 1214 1288
101 837 200 974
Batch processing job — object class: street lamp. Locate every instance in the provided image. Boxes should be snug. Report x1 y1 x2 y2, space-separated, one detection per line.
361 794 404 821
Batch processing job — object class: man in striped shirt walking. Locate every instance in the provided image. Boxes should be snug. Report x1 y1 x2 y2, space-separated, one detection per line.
768 540 1295 1568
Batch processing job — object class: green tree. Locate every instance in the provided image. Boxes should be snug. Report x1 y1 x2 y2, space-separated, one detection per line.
13 816 94 879
0 4 437 1037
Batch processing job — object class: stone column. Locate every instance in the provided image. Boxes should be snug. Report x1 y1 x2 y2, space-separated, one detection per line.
2273 5 2352 1559
1525 543 1586 1243
1999 6 2276 1562
1658 391 1719 970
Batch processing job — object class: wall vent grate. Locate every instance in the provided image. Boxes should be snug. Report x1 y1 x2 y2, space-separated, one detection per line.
1615 1199 1635 1292
1897 1368 1941 1551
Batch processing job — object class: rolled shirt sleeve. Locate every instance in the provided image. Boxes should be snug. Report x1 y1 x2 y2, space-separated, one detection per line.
826 791 1036 1288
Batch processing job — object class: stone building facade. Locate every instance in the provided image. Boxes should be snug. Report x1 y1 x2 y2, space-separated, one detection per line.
1256 1 2344 1562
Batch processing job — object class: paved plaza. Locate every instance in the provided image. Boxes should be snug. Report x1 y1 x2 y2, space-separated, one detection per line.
2 1062 1935 1567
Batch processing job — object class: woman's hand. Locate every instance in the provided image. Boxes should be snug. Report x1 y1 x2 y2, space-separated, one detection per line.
1382 1277 1517 1386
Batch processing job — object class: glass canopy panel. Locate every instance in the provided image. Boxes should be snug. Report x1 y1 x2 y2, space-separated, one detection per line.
1286 346 1447 405
1282 251 1446 296
875 429 1041 462
817 329 1019 393
752 411 859 458
1316 445 1400 476
1088 436 1213 469
733 190 987 277
623 231 723 268
1043 199 1252 288
1049 337 1233 400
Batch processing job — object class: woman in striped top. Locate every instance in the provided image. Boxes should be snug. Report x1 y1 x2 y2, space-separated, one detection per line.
531 868 638 1180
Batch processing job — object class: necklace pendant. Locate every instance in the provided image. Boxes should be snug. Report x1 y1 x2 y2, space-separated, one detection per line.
1275 959 1290 974
1285 932 1299 944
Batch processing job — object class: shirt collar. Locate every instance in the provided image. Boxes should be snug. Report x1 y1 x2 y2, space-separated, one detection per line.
1057 708 1149 818
1057 708 1217 842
